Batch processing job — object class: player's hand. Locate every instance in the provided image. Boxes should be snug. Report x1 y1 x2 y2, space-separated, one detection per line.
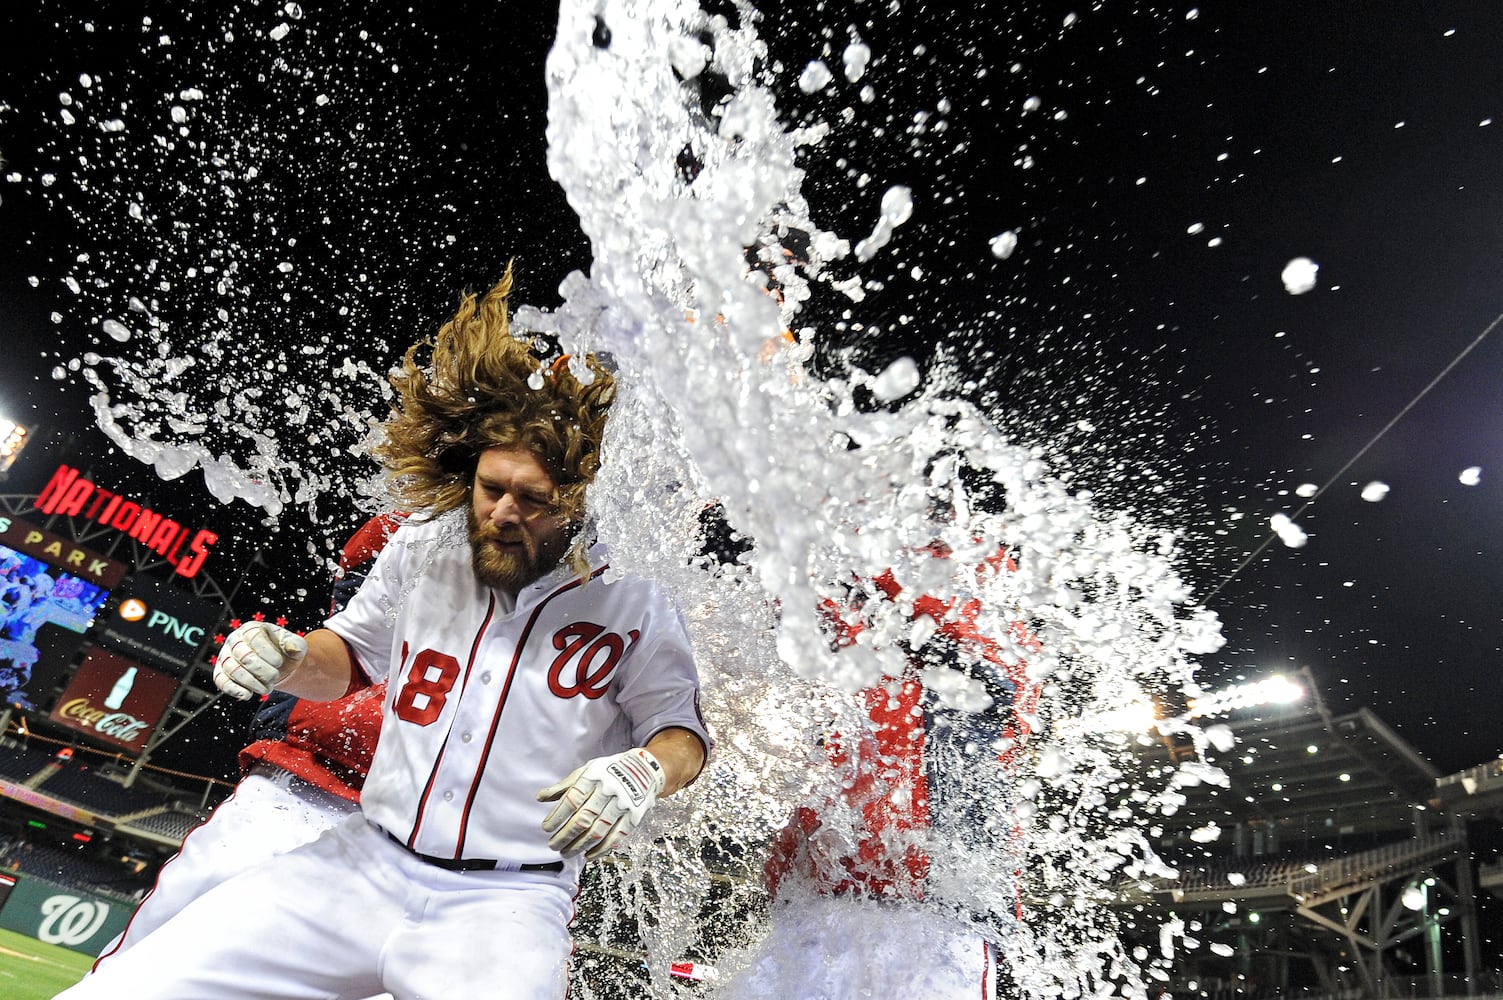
212 622 308 700
537 748 666 860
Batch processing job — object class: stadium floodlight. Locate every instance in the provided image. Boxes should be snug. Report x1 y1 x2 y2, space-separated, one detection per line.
1104 699 1159 732
1187 673 1305 718
1401 883 1427 911
0 416 30 472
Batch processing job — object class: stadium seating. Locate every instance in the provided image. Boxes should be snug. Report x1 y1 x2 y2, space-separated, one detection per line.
0 840 152 903
124 808 206 841
0 741 58 783
34 764 156 817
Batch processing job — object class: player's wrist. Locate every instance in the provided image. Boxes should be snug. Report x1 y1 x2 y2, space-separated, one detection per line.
273 658 303 689
619 747 666 802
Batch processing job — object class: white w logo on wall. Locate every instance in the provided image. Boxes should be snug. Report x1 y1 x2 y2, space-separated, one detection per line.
38 894 111 945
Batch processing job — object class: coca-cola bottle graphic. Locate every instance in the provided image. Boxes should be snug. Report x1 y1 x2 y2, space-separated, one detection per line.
104 667 137 710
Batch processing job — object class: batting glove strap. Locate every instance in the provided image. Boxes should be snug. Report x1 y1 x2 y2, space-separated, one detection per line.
212 622 309 701
536 748 667 861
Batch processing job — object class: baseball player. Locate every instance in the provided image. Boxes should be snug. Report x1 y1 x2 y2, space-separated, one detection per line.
722 543 1038 1000
58 268 710 1000
87 515 400 978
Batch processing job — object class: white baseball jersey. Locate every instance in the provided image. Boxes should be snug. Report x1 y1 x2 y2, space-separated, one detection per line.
326 514 709 870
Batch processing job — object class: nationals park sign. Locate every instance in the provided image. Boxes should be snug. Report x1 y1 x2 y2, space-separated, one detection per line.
33 464 219 579
0 517 128 589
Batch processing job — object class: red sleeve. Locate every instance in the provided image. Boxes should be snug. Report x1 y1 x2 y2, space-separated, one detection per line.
239 682 386 801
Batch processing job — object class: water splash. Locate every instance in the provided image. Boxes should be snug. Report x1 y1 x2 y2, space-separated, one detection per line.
535 1 1223 997
17 4 525 524
15 0 1231 996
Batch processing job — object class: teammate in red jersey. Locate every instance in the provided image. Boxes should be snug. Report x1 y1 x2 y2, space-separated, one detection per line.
61 267 711 1000
725 541 1040 1000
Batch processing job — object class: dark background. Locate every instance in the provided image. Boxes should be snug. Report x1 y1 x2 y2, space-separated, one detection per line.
1 1 1502 779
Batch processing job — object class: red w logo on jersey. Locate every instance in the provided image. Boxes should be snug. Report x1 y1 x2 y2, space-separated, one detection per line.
547 622 639 700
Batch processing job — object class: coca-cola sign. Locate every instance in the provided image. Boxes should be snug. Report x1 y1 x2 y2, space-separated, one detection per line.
54 699 151 744
49 649 175 753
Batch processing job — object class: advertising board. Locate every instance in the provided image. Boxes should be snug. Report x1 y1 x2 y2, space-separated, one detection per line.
47 649 177 754
95 574 219 678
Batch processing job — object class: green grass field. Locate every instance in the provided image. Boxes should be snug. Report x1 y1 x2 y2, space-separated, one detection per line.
0 926 93 999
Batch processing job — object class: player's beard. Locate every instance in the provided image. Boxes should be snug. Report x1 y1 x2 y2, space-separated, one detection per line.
467 506 570 595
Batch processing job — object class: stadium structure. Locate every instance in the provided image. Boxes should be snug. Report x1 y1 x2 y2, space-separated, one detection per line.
0 468 1500 996
0 473 246 953
1116 667 1503 999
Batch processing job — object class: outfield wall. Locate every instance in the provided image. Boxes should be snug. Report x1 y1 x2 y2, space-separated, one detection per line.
0 874 133 956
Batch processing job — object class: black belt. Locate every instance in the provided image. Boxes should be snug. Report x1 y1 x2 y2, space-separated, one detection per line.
384 831 563 873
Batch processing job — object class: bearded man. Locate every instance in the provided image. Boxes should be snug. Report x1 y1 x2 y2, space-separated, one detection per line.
61 266 710 1000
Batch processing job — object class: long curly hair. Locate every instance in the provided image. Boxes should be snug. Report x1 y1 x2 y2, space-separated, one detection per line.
374 264 616 533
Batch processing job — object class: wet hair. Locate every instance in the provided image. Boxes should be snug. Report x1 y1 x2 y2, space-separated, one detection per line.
374 264 616 531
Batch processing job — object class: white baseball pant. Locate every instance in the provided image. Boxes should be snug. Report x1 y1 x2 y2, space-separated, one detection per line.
95 765 361 965
57 814 576 999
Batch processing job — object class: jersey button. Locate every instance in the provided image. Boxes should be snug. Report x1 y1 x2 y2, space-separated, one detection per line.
443 791 455 801
481 671 493 683
461 732 473 743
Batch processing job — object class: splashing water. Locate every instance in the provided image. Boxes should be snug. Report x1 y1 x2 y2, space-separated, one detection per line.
533 1 1223 997
16 0 1233 997
20 4 549 525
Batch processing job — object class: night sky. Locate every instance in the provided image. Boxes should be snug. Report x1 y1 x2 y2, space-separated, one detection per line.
1 1 1502 779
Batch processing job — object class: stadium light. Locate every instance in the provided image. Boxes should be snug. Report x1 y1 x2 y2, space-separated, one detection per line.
0 415 31 472
1102 699 1159 732
1187 674 1305 718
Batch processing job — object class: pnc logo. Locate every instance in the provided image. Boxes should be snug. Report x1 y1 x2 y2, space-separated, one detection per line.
115 598 206 648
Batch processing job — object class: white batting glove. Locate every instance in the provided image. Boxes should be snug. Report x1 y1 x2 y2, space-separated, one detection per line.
212 622 308 700
537 748 666 860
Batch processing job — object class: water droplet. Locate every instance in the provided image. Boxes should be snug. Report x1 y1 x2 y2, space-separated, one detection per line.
1281 256 1319 295
798 60 833 94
